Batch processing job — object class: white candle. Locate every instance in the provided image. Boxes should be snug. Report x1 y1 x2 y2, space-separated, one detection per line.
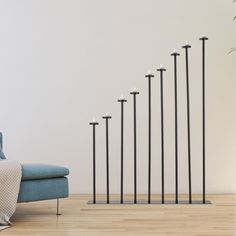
147 70 151 75
120 94 124 100
92 117 96 122
172 48 177 53
132 87 137 92
105 112 109 116
185 41 189 46
160 64 163 69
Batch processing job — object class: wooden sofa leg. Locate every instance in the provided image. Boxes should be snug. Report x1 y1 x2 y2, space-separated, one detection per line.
57 199 62 215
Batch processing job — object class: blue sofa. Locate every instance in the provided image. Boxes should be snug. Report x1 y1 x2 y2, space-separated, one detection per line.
0 133 69 215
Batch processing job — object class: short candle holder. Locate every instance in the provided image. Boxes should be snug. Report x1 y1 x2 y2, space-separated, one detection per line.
89 119 99 204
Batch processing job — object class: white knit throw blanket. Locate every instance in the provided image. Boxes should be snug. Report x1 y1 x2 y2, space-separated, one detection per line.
0 160 21 226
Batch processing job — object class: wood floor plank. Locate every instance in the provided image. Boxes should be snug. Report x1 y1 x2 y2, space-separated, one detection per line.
1 194 235 236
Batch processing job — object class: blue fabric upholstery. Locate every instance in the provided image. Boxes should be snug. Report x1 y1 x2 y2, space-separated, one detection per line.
21 164 69 180
0 133 6 159
18 177 69 202
0 132 2 149
0 150 6 160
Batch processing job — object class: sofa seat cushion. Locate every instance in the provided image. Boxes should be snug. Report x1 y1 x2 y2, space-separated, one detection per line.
18 177 69 202
21 164 69 181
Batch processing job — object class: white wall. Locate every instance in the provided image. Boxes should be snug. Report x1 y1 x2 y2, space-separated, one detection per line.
0 0 235 194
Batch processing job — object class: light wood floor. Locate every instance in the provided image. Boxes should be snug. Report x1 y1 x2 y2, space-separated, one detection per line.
2 194 236 236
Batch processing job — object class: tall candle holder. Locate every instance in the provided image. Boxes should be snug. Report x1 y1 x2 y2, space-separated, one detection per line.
182 43 192 204
130 88 140 204
157 65 166 204
199 36 208 204
102 113 112 204
89 119 99 204
145 72 154 204
88 36 211 205
118 95 127 204
171 50 180 204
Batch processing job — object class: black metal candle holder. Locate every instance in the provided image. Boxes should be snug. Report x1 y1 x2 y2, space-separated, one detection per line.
182 43 192 204
118 96 127 204
130 89 140 204
102 114 112 204
145 72 154 204
157 66 166 204
89 120 99 204
199 36 209 204
171 50 180 204
88 36 211 205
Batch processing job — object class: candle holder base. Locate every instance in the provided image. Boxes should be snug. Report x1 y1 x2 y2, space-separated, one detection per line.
87 199 212 205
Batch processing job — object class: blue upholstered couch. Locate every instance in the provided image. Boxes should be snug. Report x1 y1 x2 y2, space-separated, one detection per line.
0 133 69 214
